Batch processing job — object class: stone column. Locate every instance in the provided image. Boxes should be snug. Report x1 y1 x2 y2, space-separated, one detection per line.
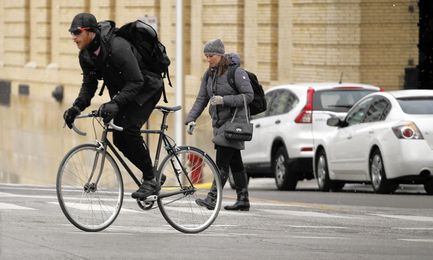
0 0 3 67
244 0 257 71
277 0 293 84
186 1 202 97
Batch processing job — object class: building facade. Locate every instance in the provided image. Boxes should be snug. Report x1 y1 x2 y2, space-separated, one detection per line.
0 0 419 184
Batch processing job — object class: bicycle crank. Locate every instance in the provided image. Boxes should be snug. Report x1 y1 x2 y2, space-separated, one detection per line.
136 195 158 211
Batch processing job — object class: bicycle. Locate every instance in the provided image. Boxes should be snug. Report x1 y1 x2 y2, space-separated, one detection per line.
56 105 222 233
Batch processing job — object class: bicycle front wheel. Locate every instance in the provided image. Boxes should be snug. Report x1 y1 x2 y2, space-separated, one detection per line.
157 146 222 233
56 144 123 232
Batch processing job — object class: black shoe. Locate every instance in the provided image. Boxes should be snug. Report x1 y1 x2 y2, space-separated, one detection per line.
131 179 158 199
224 200 250 211
195 196 216 210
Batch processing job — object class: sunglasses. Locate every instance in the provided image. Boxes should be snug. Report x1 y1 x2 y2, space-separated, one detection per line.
70 27 90 36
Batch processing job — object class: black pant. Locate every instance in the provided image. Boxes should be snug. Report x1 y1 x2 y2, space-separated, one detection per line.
112 95 161 181
215 145 245 174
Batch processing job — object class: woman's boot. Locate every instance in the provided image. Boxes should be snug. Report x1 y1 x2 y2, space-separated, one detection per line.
195 169 228 210
224 170 250 211
224 188 250 211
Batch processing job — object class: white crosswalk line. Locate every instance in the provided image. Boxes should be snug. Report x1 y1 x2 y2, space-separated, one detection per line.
262 209 357 219
48 202 141 213
0 202 36 210
399 238 433 243
372 214 433 222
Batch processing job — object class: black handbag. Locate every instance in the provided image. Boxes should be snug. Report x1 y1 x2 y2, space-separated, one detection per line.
224 95 253 141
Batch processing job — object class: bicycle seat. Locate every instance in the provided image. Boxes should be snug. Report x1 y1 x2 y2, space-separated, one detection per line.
155 105 182 113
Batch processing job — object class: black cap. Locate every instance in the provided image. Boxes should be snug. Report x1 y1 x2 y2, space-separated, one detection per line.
68 13 98 32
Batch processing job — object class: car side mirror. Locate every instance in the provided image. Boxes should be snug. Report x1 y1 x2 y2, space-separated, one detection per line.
327 117 342 127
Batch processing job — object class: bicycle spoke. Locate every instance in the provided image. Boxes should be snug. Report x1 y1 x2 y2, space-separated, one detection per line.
157 146 221 233
57 145 123 232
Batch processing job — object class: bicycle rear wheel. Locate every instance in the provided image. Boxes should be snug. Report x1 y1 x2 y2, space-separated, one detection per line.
56 144 123 232
157 146 222 233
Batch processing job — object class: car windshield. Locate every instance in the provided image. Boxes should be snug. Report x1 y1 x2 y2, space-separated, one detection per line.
313 89 376 112
398 97 433 114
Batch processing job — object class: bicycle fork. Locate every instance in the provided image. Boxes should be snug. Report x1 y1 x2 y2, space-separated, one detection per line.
84 141 107 193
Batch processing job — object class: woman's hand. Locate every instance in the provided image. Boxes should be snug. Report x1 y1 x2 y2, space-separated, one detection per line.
186 121 196 135
210 96 224 106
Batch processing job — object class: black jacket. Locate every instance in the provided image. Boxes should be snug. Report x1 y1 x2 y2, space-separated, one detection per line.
72 21 163 111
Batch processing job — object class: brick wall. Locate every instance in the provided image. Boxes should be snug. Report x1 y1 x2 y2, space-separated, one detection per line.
0 0 419 184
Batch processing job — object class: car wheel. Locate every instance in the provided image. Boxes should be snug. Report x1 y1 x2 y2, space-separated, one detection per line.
272 147 297 191
369 149 398 194
423 178 433 195
316 149 345 192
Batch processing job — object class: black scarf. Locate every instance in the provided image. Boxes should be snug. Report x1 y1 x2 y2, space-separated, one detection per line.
86 31 101 53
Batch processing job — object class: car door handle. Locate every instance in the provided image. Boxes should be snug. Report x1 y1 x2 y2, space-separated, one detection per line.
275 120 281 124
368 130 374 134
255 124 261 128
347 135 352 140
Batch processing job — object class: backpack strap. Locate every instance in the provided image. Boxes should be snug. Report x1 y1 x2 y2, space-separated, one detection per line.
162 68 172 103
227 65 240 92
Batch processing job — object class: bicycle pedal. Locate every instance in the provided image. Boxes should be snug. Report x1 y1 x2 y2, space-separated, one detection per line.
144 195 157 202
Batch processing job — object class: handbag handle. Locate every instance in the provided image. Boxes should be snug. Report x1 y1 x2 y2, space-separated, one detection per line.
230 94 250 124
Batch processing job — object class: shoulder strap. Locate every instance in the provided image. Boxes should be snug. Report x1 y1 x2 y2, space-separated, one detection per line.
227 65 239 92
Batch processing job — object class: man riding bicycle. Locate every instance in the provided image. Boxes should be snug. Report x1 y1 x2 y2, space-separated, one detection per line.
63 13 162 199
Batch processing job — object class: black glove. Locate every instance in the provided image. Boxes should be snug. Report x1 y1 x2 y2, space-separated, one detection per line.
98 100 119 124
63 106 81 129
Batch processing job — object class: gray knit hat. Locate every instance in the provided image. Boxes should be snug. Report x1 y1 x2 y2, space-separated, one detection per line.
203 39 225 56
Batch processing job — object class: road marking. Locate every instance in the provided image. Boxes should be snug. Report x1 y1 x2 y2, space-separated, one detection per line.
372 214 433 222
392 227 433 230
262 209 356 219
0 191 57 200
289 236 348 240
288 225 347 229
0 202 36 210
399 239 433 243
0 185 56 192
48 202 141 213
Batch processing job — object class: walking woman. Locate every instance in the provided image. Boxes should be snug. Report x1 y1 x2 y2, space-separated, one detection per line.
185 39 254 211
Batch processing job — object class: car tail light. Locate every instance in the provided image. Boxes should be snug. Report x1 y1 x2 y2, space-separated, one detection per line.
392 121 424 140
295 87 314 123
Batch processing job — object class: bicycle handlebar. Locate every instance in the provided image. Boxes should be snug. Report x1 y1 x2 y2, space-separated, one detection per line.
71 110 124 136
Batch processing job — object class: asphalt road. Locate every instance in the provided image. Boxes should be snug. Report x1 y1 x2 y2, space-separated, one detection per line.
1 180 433 259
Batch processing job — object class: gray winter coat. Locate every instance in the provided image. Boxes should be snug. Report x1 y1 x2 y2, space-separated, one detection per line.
186 66 254 150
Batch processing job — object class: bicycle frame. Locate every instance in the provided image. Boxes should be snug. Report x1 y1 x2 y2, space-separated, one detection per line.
82 108 196 198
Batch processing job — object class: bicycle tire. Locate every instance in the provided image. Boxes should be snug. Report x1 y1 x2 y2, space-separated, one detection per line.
157 146 222 233
56 144 124 232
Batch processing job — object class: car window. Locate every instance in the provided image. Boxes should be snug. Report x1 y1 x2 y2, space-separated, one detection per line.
345 97 374 126
363 97 391 123
267 89 299 116
253 90 277 119
313 89 376 112
397 97 433 114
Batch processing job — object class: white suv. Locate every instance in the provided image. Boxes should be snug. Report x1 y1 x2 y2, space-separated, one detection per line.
239 82 380 190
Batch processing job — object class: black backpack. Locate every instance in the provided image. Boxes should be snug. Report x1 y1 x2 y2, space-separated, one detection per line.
225 54 267 116
227 67 266 116
205 53 267 115
101 19 172 103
